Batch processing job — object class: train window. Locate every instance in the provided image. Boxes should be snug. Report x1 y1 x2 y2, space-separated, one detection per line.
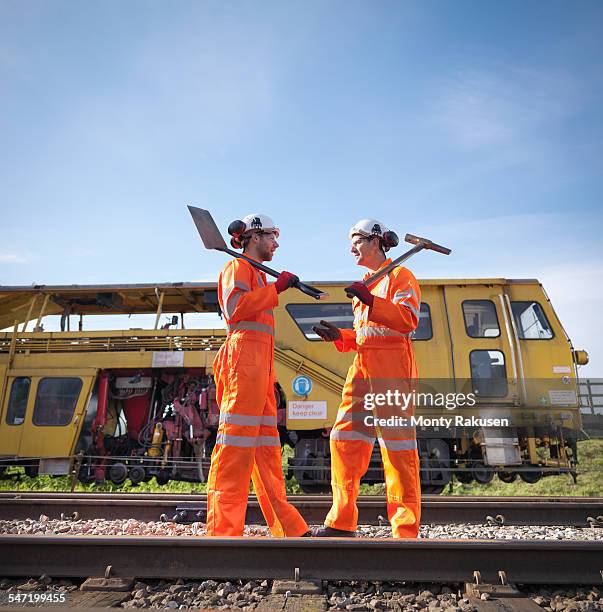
511 301 554 340
286 303 354 341
413 303 433 340
470 350 508 397
32 378 83 426
462 300 500 338
6 377 30 426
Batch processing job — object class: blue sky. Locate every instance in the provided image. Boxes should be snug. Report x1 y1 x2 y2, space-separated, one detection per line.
1 1 602 375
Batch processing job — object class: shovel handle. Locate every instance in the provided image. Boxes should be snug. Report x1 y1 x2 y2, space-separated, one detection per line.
294 280 326 300
220 248 327 300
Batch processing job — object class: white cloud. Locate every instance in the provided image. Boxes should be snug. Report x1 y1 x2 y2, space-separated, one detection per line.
0 253 27 264
432 65 582 150
192 276 220 283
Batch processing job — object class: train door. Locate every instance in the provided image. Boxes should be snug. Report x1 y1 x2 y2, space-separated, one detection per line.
442 284 519 405
0 374 31 456
16 369 97 460
443 283 523 467
504 282 580 425
504 283 573 376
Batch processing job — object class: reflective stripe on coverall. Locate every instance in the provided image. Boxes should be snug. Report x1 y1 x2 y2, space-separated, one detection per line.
325 259 422 538
206 258 309 537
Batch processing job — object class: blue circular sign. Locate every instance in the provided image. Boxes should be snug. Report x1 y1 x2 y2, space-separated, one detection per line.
292 375 312 396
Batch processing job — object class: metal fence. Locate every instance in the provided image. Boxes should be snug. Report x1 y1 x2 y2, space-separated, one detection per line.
579 378 603 437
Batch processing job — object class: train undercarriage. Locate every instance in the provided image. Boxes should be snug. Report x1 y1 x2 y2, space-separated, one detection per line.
40 368 576 493
288 428 578 494
3 367 577 494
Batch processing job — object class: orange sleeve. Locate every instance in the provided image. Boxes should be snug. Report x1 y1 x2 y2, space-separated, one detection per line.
334 328 358 353
368 267 421 334
220 259 278 323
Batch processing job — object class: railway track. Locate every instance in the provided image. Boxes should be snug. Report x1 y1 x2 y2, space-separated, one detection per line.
2 495 601 610
2 535 602 585
1 492 602 526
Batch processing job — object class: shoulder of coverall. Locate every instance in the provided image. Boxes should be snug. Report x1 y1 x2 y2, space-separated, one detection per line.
386 265 420 294
222 257 261 280
388 265 418 283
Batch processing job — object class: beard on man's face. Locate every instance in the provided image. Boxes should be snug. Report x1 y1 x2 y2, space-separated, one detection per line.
255 236 276 262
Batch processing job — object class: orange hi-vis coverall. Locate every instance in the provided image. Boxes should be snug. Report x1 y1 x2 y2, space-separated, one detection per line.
325 258 422 538
206 257 309 537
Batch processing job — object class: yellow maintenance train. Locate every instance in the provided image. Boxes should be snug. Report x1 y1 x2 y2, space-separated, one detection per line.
0 278 589 493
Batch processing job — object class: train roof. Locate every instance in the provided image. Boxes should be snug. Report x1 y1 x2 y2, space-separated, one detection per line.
0 279 541 330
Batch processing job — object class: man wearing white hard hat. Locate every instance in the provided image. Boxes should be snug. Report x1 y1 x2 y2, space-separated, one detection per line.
206 214 310 537
313 219 422 538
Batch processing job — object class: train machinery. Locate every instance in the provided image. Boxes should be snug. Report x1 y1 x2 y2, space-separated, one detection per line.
0 278 589 493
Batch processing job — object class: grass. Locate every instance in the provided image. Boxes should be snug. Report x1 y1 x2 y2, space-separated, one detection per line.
1 440 600 497
444 438 603 497
0 471 208 494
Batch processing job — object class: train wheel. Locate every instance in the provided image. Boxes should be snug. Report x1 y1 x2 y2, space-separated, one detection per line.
498 471 517 483
108 463 128 485
519 469 542 484
471 461 494 484
129 466 146 484
454 470 473 484
156 469 170 485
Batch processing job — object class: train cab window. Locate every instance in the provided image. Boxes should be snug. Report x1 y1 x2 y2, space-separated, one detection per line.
470 350 508 397
511 301 554 340
463 300 500 338
413 303 433 340
6 377 30 426
286 303 354 341
32 378 83 426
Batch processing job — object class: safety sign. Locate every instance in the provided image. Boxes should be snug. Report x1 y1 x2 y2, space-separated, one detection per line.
288 401 327 420
292 375 313 396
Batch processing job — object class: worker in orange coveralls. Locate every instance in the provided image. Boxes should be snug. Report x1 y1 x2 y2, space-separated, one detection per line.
313 219 421 538
206 214 310 538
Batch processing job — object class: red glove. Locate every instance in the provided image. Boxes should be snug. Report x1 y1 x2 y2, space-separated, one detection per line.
345 282 374 307
312 320 342 342
275 271 299 294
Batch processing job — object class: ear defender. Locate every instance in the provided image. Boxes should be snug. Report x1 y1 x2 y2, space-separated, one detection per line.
228 219 246 237
228 220 247 249
382 231 399 250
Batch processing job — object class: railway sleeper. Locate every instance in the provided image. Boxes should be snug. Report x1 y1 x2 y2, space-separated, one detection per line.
464 571 543 611
80 565 133 592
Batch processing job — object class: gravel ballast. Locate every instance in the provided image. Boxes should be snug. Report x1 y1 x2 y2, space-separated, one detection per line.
0 516 601 540
0 578 601 610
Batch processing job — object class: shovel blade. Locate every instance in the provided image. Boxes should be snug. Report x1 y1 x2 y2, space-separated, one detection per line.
188 205 228 251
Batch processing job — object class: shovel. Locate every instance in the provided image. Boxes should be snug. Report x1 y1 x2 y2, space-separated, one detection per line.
363 233 452 288
188 206 328 300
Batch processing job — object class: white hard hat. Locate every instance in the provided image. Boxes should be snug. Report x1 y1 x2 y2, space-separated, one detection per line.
228 214 280 248
349 219 399 252
241 214 279 236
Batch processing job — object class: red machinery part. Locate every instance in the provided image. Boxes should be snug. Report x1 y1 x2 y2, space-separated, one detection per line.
122 394 151 440
92 371 109 482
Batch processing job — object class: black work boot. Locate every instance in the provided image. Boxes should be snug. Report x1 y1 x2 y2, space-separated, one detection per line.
313 526 356 537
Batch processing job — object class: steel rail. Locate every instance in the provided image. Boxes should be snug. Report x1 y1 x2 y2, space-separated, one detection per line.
1 493 602 526
1 535 602 585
